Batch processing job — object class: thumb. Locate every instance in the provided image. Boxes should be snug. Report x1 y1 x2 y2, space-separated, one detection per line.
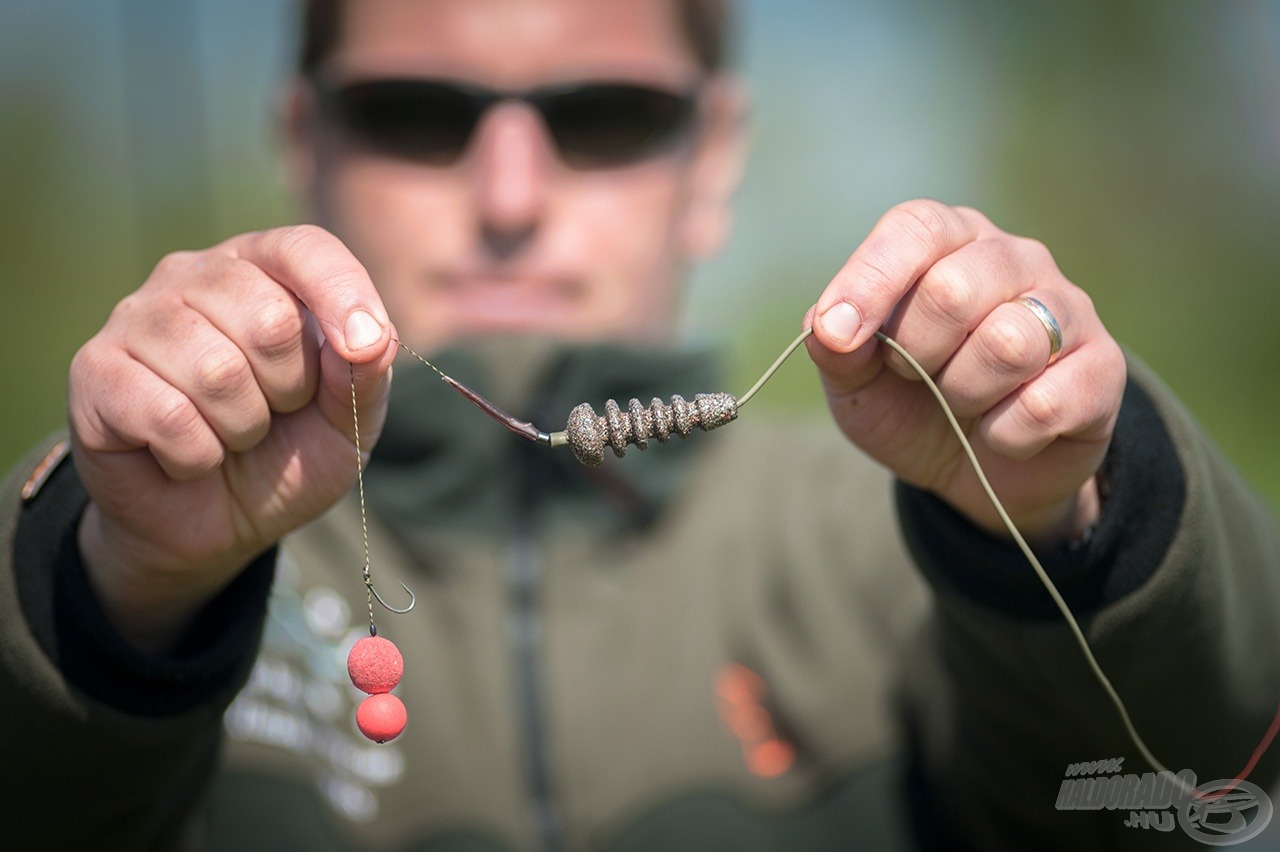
802 303 885 399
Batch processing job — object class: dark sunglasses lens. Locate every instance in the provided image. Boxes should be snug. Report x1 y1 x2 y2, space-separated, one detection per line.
543 86 696 167
328 81 482 165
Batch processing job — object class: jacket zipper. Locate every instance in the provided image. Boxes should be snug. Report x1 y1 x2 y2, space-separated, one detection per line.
510 456 564 851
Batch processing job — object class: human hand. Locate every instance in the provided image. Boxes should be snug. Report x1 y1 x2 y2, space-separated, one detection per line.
805 200 1125 546
69 225 396 653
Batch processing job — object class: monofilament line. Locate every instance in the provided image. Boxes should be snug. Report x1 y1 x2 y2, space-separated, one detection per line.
869 330 1198 797
735 325 1192 796
737 327 814 407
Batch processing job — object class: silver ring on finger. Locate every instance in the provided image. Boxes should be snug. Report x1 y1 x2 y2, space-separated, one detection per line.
1012 295 1063 366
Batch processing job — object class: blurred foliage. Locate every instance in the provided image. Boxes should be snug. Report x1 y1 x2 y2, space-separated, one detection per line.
967 0 1280 511
0 93 139 471
1 0 1277 513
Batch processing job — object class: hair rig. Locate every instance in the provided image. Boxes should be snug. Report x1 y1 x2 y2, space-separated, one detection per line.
339 332 795 743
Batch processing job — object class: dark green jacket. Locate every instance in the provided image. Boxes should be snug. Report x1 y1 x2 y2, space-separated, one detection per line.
3 342 1279 850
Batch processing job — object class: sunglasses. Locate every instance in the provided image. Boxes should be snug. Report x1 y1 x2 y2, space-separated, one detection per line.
312 77 702 170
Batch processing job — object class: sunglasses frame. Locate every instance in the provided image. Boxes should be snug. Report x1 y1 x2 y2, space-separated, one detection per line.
310 75 706 170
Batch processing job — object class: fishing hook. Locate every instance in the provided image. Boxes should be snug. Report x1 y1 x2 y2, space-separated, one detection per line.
367 570 417 615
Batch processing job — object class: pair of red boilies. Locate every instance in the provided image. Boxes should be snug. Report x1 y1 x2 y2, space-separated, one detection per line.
347 635 407 742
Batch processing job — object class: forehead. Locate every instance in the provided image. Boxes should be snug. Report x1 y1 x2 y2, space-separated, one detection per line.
332 0 698 85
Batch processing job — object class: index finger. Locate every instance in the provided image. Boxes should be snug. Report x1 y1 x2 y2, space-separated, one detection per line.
226 225 392 364
813 200 981 353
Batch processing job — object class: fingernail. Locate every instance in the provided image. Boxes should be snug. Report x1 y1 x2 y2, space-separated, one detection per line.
819 301 862 346
345 310 383 351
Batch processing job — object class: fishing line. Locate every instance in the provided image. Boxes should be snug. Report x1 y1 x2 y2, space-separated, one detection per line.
347 330 1278 798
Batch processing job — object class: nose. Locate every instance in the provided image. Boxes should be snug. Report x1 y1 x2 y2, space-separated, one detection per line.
471 101 551 250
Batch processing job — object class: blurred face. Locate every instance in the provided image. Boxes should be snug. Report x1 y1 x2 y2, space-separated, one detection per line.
290 0 744 351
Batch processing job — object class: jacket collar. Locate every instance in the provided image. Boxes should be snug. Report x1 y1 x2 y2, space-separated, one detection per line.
365 336 723 537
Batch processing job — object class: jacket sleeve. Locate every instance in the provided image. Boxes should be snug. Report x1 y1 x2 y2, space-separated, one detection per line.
0 434 275 852
894 354 1280 851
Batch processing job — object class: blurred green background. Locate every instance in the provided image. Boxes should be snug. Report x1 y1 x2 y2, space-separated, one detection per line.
1 0 1277 510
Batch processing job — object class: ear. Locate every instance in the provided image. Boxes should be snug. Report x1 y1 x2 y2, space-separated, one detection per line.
274 79 322 200
679 75 749 261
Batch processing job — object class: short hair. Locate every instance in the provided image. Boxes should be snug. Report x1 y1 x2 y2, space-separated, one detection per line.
297 0 734 77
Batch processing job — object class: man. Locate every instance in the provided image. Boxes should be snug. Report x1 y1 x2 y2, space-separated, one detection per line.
2 0 1277 849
